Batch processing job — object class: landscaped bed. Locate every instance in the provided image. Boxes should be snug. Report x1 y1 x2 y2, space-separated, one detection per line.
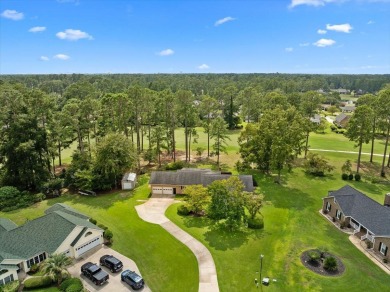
300 249 345 277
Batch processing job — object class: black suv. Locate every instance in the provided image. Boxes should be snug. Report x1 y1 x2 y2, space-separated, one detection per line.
121 269 145 290
100 255 123 272
80 262 109 285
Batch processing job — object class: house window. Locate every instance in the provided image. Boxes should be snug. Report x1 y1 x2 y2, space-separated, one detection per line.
326 201 331 212
336 210 342 220
85 231 92 237
380 243 388 256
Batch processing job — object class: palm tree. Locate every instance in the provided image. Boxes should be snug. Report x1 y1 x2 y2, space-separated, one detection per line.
41 253 72 286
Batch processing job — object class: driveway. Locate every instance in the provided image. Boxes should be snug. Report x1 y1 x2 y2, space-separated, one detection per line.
136 198 219 292
68 245 151 292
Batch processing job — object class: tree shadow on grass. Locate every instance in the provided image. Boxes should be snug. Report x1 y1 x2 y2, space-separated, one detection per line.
203 224 251 251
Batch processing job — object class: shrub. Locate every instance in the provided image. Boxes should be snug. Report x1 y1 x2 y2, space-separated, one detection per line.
354 173 361 181
247 218 264 229
324 256 338 271
177 205 190 216
383 258 388 264
97 223 108 230
1 280 19 292
24 276 52 289
308 251 320 263
103 229 113 241
165 161 185 170
348 174 354 180
89 218 97 225
340 221 348 229
60 278 83 292
28 264 39 274
365 240 373 249
341 173 348 180
318 246 329 258
33 193 46 203
330 125 337 131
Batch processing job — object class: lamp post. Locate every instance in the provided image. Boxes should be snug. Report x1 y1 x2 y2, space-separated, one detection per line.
260 254 264 282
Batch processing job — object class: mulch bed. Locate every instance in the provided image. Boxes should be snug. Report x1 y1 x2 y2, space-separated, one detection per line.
300 249 345 277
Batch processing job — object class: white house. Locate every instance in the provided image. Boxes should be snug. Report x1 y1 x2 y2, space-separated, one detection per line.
121 172 137 190
0 204 103 285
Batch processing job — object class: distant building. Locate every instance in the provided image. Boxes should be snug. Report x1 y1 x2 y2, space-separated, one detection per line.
341 105 356 113
334 113 350 128
121 172 137 190
310 114 321 124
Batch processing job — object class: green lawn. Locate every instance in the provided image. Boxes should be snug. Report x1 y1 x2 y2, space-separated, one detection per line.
0 178 198 292
166 168 390 291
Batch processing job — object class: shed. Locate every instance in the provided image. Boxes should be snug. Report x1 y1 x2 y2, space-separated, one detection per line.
122 173 137 190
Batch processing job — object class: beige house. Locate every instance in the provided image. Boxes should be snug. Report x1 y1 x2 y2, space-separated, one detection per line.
322 185 390 262
0 204 103 286
149 168 255 195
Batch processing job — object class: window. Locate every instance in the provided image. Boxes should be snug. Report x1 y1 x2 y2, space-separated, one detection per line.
39 254 44 262
380 243 388 256
326 201 331 212
336 209 342 220
85 231 92 237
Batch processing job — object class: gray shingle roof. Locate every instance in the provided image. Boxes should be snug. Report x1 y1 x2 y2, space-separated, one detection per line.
150 169 254 192
328 185 390 236
0 218 17 233
0 205 101 262
45 203 90 220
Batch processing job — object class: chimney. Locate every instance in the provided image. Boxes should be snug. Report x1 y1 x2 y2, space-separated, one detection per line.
384 193 390 207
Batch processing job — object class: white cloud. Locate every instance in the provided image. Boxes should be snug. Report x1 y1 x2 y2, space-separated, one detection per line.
29 26 46 33
289 0 341 8
40 56 49 61
198 64 210 69
54 54 70 60
215 16 236 26
317 29 327 34
367 20 374 24
313 38 336 47
285 47 294 52
56 29 93 41
157 49 174 56
299 42 310 46
1 9 24 20
326 23 353 33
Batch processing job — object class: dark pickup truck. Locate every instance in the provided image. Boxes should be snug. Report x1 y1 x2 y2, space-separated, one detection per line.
100 255 123 272
81 262 109 285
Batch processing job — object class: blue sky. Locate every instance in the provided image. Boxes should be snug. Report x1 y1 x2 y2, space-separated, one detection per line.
1 0 389 74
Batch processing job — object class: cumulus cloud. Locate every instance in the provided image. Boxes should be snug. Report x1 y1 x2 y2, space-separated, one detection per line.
326 23 353 33
367 20 374 24
1 9 24 20
29 26 46 33
313 38 336 47
285 47 294 52
56 29 93 41
54 54 70 60
40 56 49 61
215 16 236 26
299 42 310 47
317 29 327 34
157 49 174 56
198 64 210 69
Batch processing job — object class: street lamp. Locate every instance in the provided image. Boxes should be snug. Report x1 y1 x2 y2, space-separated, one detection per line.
260 254 264 282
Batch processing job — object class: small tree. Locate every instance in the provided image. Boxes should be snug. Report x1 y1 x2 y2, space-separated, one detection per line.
341 160 352 174
304 153 335 176
183 185 209 215
104 229 113 243
41 253 72 286
327 106 338 115
195 147 205 158
243 192 264 220
308 250 320 263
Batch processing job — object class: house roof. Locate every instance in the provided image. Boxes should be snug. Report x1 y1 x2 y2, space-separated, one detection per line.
45 203 89 220
150 169 255 192
0 218 17 233
0 205 101 262
327 185 390 236
122 172 136 182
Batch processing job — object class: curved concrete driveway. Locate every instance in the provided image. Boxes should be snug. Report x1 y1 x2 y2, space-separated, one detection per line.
135 198 219 292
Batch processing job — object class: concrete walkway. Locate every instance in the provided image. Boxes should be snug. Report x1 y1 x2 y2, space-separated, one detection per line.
310 148 383 157
135 198 219 292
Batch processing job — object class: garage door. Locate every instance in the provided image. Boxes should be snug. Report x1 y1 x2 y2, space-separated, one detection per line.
75 237 101 257
162 187 173 195
152 187 163 194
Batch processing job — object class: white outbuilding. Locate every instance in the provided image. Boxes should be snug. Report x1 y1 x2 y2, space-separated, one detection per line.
121 172 137 190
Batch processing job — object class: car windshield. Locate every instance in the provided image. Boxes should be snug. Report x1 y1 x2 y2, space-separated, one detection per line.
128 273 142 283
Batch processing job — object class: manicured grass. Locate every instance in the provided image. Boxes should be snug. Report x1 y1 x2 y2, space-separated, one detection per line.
166 168 390 291
0 178 198 292
24 287 60 292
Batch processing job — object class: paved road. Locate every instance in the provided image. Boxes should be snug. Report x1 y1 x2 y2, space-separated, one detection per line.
310 148 383 157
135 198 219 292
68 245 151 292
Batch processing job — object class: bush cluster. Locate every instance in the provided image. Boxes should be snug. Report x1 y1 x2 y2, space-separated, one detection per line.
323 256 338 271
89 218 97 225
23 276 52 289
165 161 185 170
60 278 83 292
341 173 348 180
247 218 264 229
177 205 190 216
1 280 19 292
0 186 45 212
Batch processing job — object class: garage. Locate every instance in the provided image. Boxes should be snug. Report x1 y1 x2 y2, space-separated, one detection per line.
74 236 102 258
152 187 163 194
162 187 173 195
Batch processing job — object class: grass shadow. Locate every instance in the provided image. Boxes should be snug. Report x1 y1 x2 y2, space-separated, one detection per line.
203 224 251 251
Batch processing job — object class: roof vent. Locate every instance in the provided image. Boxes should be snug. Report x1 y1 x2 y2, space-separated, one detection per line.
384 193 390 207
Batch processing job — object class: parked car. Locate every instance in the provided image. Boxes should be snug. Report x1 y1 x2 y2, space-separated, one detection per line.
121 269 145 290
100 255 123 272
81 262 109 285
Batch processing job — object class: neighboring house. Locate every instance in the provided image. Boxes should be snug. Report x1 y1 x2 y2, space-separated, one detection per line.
341 105 356 113
310 114 321 124
0 204 103 285
322 185 390 262
149 168 254 195
321 104 332 111
332 88 349 94
334 113 350 128
122 172 137 190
